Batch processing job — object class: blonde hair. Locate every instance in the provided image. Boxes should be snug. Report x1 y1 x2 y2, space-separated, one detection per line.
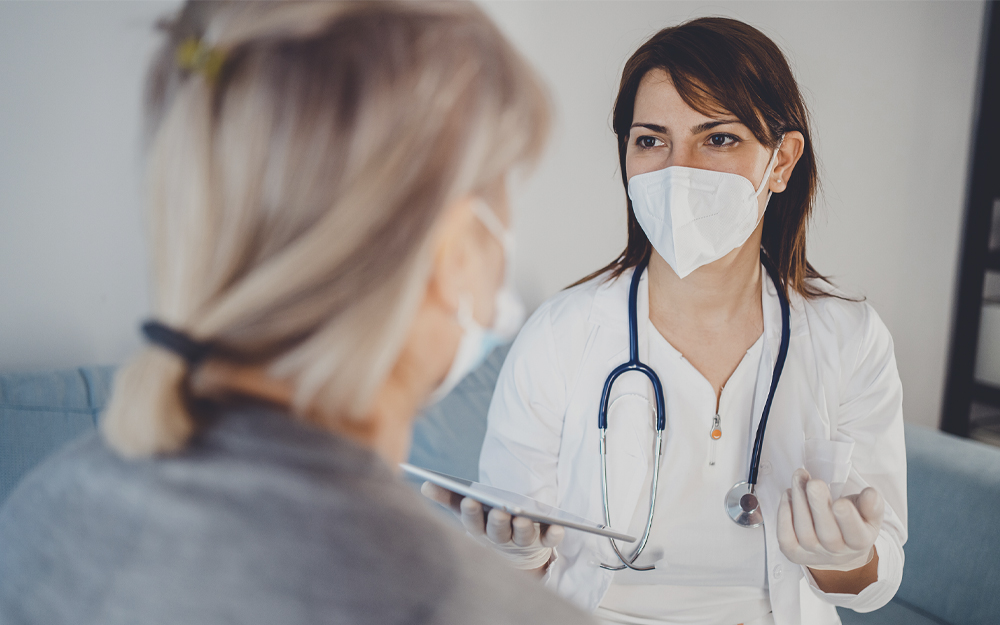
102 0 549 457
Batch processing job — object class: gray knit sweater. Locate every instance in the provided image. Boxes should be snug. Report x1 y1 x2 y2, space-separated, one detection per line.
0 406 592 625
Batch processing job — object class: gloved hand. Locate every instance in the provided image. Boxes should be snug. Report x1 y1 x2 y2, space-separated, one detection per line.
777 468 883 572
421 482 565 570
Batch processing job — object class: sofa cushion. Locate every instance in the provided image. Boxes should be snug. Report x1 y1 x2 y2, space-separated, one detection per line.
837 599 947 624
0 367 113 506
0 346 508 508
408 344 511 481
892 424 1000 625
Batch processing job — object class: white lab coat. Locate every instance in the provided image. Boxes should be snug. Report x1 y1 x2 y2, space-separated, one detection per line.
480 266 907 625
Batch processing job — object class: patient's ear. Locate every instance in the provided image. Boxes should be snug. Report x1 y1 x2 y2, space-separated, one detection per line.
771 130 805 193
363 195 482 443
426 195 480 313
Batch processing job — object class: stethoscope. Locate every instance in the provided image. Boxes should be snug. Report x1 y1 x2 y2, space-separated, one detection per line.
598 249 790 571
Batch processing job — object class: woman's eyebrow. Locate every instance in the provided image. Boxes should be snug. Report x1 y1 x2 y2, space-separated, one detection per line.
630 122 668 134
690 119 742 134
630 119 743 135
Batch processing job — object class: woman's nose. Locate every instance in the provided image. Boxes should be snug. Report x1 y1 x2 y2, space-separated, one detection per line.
665 144 696 169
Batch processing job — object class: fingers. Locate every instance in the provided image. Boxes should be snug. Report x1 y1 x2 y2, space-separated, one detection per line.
511 515 540 547
540 523 565 548
485 508 515 544
776 489 802 558
455 498 545 548
790 468 819 551
460 497 487 537
856 487 885 529
420 482 464 514
780 468 885 569
805 478 847 553
418 483 568 554
829 487 883 551
831 498 867 550
444 493 561 550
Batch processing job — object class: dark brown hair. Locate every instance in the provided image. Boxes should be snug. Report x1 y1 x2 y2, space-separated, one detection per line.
580 17 827 299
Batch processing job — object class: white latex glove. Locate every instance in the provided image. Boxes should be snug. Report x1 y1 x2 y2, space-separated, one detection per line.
777 468 883 572
421 482 565 570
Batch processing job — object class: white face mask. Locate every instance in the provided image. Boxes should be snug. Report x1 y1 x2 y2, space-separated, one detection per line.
428 199 525 404
627 139 783 279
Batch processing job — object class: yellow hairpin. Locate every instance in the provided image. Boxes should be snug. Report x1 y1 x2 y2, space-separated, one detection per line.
176 37 226 82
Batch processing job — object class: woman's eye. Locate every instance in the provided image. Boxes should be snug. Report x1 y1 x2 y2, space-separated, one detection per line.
635 136 664 149
707 133 739 147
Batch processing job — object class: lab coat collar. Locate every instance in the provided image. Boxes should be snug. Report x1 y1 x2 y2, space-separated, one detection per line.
587 266 640 332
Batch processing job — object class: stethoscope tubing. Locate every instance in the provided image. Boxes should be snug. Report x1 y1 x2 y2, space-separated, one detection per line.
747 255 791 486
598 250 790 570
598 256 666 432
599 428 663 571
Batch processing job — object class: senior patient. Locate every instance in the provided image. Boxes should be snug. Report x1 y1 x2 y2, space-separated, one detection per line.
0 2 593 624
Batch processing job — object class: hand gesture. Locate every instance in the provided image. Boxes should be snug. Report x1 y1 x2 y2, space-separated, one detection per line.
777 468 882 571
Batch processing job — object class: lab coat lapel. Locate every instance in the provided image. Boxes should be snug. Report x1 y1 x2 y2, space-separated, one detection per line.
752 274 825 624
748 270 814 473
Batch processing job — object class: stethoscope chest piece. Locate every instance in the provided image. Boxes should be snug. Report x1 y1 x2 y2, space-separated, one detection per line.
725 481 763 528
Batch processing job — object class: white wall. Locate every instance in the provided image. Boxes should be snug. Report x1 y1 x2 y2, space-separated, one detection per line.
0 1 174 371
0 1 986 429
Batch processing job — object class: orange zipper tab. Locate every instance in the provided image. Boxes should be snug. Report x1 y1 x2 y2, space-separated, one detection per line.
709 414 722 467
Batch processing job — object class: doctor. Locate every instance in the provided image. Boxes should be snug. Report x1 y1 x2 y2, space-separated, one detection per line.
432 16 906 625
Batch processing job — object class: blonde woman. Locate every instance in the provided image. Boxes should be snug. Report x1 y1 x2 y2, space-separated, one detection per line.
0 3 592 624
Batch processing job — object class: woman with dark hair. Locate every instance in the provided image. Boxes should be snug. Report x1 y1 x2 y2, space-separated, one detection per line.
430 16 906 625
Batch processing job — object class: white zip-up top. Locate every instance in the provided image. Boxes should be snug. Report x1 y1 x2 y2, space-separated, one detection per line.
479 265 907 625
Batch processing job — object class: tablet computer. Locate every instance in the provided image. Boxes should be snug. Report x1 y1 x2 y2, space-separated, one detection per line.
402 463 636 543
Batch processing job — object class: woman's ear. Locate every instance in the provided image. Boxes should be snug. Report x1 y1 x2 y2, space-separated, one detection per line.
771 130 805 193
426 195 479 315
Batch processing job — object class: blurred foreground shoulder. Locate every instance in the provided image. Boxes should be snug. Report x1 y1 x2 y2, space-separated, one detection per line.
0 411 593 625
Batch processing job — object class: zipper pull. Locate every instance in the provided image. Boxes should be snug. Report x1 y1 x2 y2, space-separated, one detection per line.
709 414 722 466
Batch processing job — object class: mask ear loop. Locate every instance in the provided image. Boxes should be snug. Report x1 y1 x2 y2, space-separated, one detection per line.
470 199 513 251
456 294 480 333
753 134 786 198
471 197 517 294
734 134 787 246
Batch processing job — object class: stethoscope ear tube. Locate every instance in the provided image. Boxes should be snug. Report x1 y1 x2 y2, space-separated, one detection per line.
598 256 666 432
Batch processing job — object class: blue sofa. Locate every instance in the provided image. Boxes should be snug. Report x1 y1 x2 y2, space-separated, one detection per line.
2 347 999 625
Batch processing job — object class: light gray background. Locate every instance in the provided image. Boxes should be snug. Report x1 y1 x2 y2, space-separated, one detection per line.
0 1 987 429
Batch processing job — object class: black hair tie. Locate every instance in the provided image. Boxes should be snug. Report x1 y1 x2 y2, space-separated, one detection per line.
141 320 212 366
